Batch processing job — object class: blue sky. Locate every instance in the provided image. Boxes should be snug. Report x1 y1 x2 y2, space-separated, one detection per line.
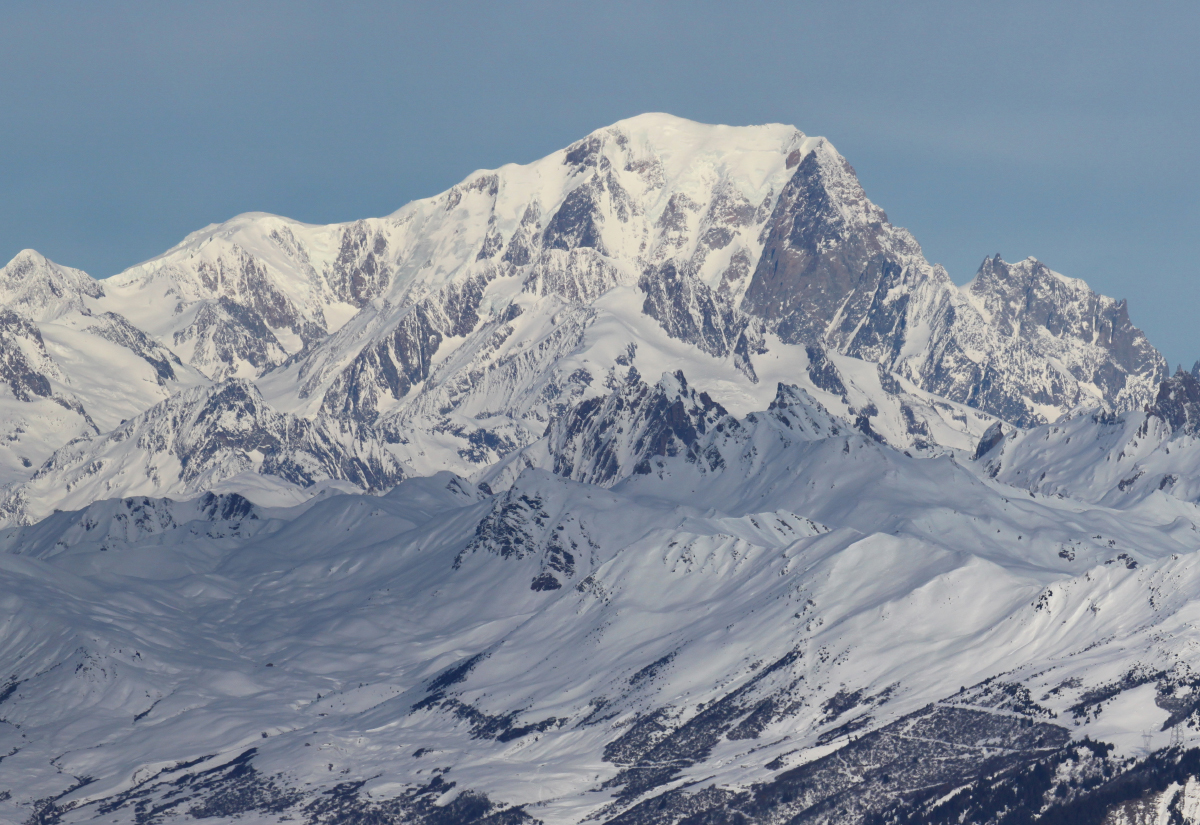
3 1 1197 365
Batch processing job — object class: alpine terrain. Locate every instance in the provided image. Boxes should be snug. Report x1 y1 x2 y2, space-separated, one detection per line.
2 114 1198 825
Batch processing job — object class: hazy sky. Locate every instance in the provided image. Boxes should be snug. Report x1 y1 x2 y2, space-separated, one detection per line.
3 1 1197 364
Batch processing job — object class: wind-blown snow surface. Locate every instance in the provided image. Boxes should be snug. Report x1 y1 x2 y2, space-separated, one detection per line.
3 114 1200 823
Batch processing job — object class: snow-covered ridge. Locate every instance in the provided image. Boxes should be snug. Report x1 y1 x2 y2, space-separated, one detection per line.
974 367 1200 509
0 379 407 525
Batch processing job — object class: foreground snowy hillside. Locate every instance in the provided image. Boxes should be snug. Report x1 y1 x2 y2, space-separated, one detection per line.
3 114 1200 824
5 391 1200 824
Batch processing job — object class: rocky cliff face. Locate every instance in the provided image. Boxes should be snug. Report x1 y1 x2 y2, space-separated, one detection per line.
962 255 1165 416
736 149 1166 426
741 141 924 344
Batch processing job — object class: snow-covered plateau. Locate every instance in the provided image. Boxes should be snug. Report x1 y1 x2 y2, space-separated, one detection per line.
1 114 1198 824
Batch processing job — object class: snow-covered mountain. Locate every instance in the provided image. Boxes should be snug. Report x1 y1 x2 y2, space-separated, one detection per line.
1 113 1198 824
0 250 208 484
0 115 1167 502
0 379 407 525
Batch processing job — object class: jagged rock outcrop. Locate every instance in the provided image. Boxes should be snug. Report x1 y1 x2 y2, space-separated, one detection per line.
1146 368 1200 435
960 255 1165 418
972 420 1006 460
326 220 395 306
172 297 292 380
0 309 67 404
318 276 488 422
488 352 997 497
546 369 730 486
639 261 763 369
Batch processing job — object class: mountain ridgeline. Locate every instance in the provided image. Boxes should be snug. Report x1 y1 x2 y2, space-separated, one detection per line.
1 115 1198 825
0 114 1168 511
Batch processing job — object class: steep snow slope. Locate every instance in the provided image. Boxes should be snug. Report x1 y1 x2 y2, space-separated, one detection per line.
0 251 206 418
4 394 1200 824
